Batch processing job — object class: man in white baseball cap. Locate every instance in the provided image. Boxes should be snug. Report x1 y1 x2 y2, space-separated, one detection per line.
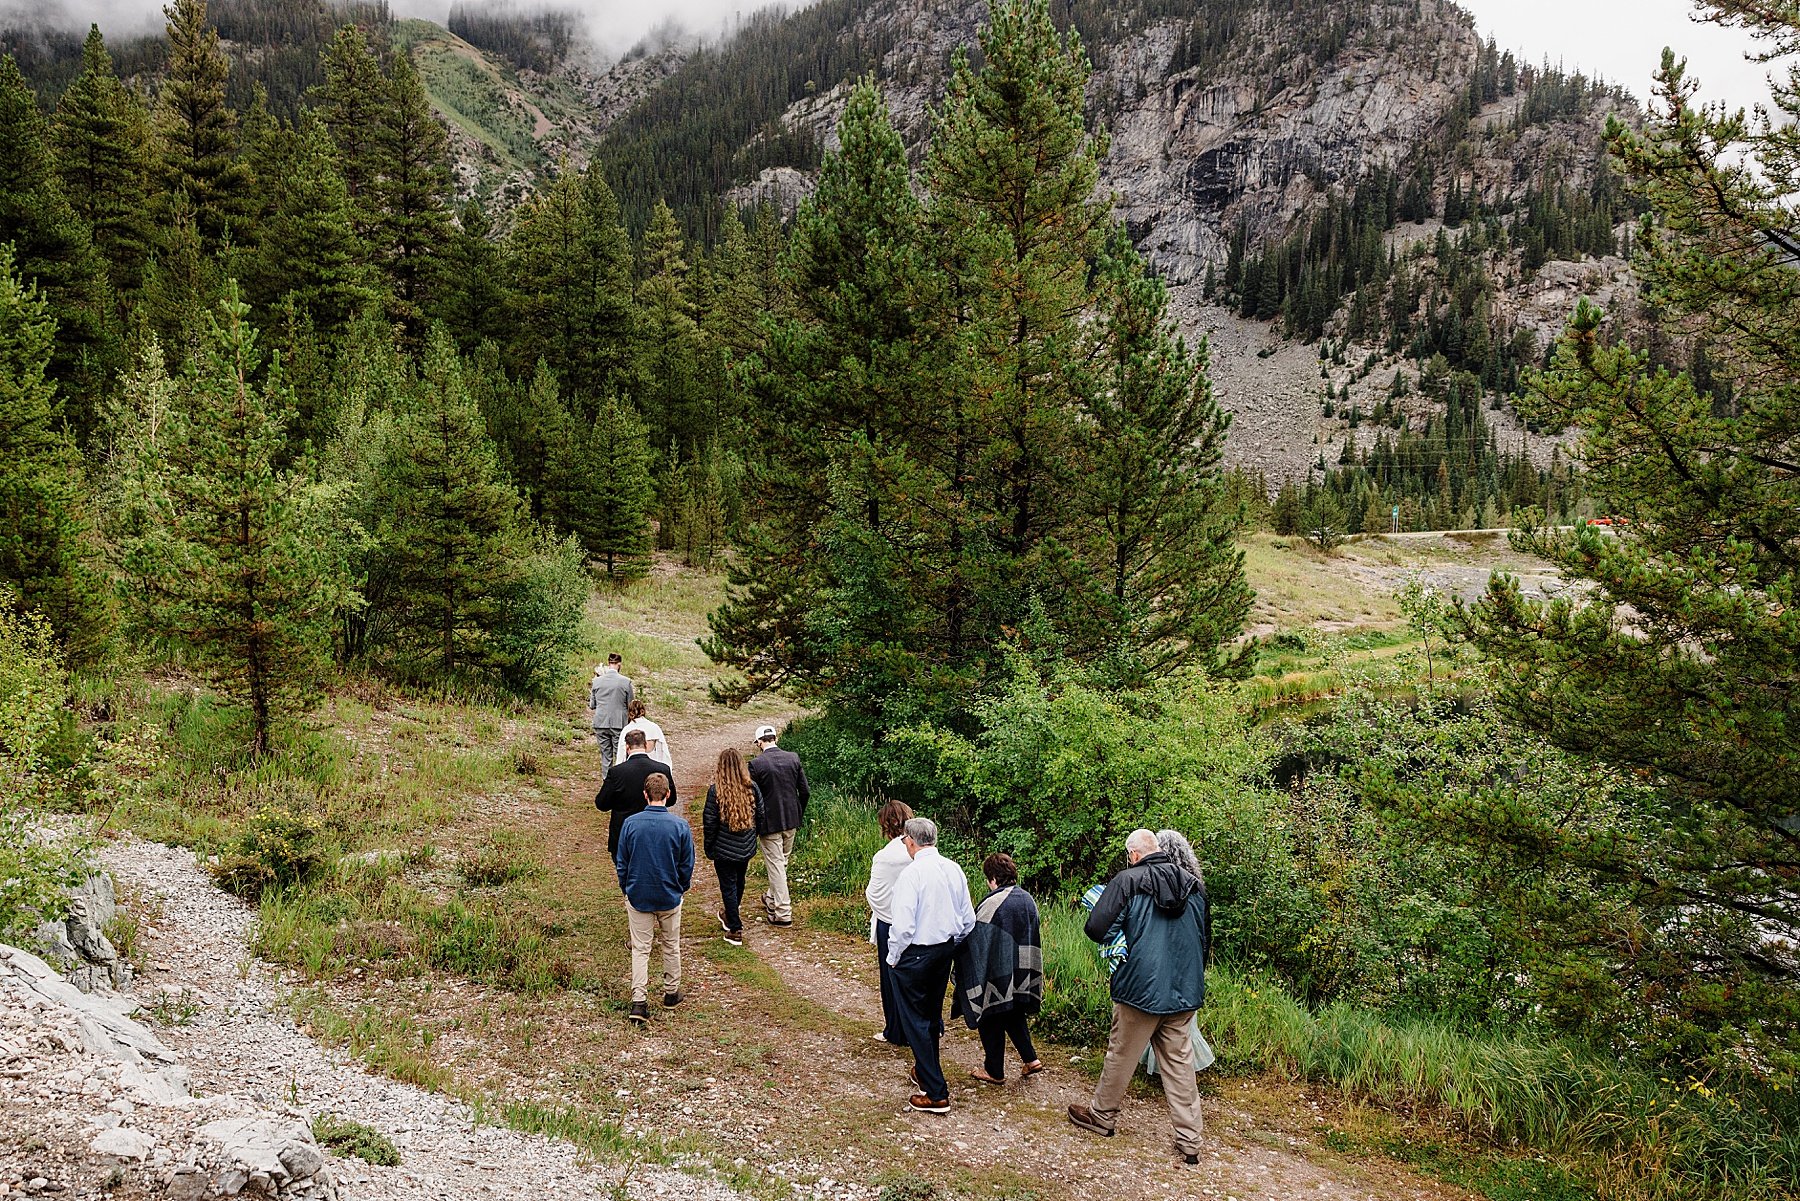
748 723 810 926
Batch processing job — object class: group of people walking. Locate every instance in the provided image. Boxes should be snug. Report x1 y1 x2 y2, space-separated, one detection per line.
594 664 810 1022
592 655 1211 1164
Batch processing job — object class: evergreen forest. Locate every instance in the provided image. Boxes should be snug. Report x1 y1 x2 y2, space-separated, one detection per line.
2 1 1798 1199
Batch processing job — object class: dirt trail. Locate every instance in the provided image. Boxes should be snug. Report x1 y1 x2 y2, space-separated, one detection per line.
567 710 1471 1201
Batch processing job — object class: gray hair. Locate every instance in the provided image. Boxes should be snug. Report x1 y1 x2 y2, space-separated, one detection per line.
903 817 938 847
1125 828 1159 857
1157 829 1204 885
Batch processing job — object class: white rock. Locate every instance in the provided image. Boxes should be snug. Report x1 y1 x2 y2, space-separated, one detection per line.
90 1126 156 1161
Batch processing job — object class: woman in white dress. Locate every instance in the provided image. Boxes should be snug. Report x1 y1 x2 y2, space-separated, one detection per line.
618 700 672 773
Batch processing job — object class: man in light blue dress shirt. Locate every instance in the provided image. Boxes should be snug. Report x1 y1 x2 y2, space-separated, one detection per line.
885 817 976 1113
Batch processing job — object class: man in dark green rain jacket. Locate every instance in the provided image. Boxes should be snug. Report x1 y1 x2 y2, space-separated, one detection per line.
1067 828 1207 1164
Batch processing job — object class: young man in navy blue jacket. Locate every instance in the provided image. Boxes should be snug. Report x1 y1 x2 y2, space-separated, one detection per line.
614 773 694 1024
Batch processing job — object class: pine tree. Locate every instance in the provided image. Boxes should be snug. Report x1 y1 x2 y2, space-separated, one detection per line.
52 26 155 311
506 165 635 411
1061 233 1250 682
371 328 526 679
925 0 1107 615
244 111 375 344
118 286 346 756
376 51 453 339
312 25 386 239
1450 35 1800 1072
549 391 653 581
0 248 108 657
630 200 706 447
1303 489 1347 550
705 78 948 708
154 0 251 252
438 200 508 348
0 52 115 442
1362 489 1390 536
140 190 219 366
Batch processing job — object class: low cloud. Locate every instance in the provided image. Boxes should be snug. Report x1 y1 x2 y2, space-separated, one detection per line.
0 0 801 58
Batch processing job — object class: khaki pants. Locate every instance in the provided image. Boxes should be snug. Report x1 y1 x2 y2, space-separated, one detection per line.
626 904 682 1003
758 830 796 921
1091 1002 1204 1154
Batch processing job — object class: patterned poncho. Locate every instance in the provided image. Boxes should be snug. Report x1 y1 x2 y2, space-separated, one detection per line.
952 886 1045 1028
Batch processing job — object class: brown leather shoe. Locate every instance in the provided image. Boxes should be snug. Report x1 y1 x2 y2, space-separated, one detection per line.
1067 1104 1114 1137
1019 1059 1046 1079
969 1068 1004 1085
908 1093 950 1114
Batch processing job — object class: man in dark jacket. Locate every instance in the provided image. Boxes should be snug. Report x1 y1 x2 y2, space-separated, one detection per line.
748 724 809 927
614 774 694 1024
596 730 677 855
1067 828 1207 1164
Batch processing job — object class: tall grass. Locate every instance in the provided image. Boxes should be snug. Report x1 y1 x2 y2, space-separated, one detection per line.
1206 972 1800 1201
792 791 1800 1201
1036 902 1112 1045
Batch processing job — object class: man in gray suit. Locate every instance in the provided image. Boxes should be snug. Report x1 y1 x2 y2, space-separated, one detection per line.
589 653 635 776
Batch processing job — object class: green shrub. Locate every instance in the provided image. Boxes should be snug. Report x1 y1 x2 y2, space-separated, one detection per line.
491 531 591 700
457 830 543 888
210 805 332 899
0 595 91 940
311 1113 400 1166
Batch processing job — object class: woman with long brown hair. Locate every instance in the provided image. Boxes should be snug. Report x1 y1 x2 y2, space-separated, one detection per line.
703 746 764 946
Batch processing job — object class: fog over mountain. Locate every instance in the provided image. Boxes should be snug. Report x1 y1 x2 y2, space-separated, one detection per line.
1 0 1776 104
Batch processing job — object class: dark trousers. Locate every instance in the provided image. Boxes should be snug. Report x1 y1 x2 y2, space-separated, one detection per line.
874 920 903 1043
715 857 749 932
978 1010 1038 1079
891 940 956 1101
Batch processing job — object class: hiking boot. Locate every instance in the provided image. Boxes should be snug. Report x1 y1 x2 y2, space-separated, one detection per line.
908 1094 950 1114
1066 1104 1114 1137
662 990 683 1009
723 929 744 947
627 1002 649 1025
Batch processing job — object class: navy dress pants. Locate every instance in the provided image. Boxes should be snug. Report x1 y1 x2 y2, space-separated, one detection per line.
875 920 904 1044
891 940 956 1101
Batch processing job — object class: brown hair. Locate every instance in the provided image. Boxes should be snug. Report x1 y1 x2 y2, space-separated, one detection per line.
983 852 1019 888
607 652 623 665
714 747 755 832
877 800 914 841
644 774 670 804
624 729 647 748
628 699 647 721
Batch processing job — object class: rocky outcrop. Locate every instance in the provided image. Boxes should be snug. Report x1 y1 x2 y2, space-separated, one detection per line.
32 870 131 994
1 943 337 1200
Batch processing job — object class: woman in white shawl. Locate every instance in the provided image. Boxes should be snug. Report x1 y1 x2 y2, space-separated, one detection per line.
1142 829 1215 1076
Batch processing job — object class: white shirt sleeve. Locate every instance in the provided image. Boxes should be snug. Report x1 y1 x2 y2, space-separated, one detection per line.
886 865 920 967
950 861 977 943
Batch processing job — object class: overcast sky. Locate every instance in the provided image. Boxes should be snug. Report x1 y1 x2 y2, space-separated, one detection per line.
6 0 1782 114
1460 0 1777 116
387 0 1780 111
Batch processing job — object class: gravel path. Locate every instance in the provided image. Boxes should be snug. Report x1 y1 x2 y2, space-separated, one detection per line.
97 838 746 1201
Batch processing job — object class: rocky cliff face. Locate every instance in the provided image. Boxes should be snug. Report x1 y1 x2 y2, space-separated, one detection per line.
727 0 1482 279
456 0 1632 482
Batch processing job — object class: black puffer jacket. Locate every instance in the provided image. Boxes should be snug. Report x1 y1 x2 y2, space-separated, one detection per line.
1083 851 1208 1015
702 783 765 862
